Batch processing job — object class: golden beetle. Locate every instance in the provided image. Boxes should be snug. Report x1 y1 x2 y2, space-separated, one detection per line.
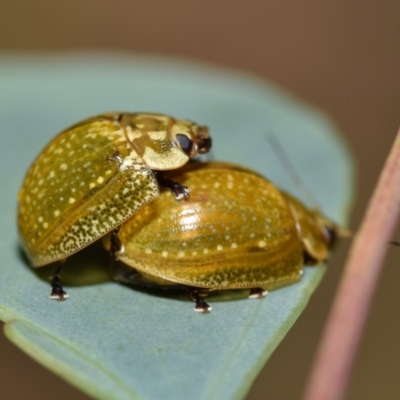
105 162 339 312
17 113 211 299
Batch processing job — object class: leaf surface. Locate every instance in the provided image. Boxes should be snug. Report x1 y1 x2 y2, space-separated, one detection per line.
0 53 354 400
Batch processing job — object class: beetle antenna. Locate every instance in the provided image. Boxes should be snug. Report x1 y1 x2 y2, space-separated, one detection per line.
265 132 321 210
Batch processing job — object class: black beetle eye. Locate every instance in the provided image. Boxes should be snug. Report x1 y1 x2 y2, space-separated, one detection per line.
324 225 337 248
177 134 194 156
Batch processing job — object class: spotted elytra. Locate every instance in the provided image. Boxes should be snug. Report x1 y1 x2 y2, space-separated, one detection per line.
17 112 211 298
104 161 340 312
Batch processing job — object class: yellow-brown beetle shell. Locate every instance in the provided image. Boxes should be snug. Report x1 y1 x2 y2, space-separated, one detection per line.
108 162 335 291
18 113 210 267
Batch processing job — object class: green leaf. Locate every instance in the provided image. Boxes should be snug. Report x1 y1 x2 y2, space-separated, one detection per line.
0 53 354 400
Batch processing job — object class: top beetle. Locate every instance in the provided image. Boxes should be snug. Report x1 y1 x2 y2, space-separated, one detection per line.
18 112 211 267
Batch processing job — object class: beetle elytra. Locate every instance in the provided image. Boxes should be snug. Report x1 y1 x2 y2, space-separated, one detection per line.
105 162 339 312
17 112 211 299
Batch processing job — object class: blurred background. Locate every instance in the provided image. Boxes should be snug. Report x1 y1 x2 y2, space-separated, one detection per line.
1 1 399 399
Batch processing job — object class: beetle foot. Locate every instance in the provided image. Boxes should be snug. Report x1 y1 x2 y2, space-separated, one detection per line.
189 291 212 313
49 261 69 300
172 184 189 200
156 173 190 200
49 275 69 300
248 287 268 298
49 284 69 300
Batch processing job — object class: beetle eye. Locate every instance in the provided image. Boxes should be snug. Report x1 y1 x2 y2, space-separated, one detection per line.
176 134 194 156
323 225 337 248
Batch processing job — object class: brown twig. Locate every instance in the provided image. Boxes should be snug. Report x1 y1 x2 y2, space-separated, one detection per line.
303 127 400 400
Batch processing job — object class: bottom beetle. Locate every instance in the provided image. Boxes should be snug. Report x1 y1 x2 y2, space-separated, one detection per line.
104 162 340 312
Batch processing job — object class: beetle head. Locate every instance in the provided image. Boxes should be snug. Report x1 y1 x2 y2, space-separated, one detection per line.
316 215 339 249
171 122 211 158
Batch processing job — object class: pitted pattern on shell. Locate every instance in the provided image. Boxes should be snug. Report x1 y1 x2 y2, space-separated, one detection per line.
116 163 305 289
42 160 157 265
18 116 159 266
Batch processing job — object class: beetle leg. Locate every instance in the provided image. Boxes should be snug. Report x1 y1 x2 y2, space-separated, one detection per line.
155 173 189 200
106 150 123 165
110 228 123 261
49 260 69 300
248 287 268 298
189 290 212 313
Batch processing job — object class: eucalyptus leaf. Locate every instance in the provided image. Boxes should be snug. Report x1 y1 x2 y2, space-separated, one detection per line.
0 53 353 400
